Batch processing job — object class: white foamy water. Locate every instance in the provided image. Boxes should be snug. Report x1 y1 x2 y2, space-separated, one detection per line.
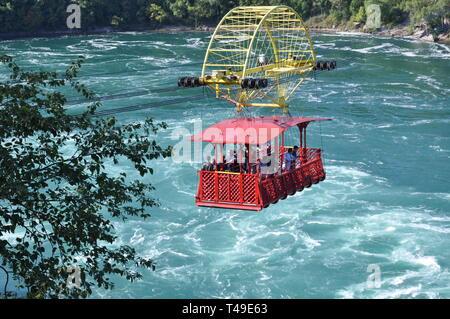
1 31 449 299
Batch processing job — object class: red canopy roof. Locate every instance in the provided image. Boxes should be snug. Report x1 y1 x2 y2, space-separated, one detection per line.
189 116 331 145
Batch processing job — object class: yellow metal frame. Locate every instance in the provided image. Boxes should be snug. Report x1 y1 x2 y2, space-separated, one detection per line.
201 6 316 112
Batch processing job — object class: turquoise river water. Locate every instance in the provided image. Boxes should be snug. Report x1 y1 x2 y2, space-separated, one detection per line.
1 31 450 298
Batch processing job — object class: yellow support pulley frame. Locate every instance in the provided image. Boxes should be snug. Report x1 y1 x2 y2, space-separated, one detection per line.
201 6 316 112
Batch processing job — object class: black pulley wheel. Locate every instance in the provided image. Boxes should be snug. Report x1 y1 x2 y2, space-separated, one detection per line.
193 77 200 86
241 78 250 89
256 79 265 89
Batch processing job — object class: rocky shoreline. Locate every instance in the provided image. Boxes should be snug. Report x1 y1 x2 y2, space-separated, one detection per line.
309 25 449 44
1 24 448 45
132 24 450 44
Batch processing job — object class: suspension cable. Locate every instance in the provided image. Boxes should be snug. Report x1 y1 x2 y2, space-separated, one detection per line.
70 70 312 116
66 85 190 106
91 93 209 117
77 61 203 79
4 61 203 84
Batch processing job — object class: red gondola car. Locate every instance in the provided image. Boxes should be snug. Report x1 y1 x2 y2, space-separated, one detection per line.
190 116 330 211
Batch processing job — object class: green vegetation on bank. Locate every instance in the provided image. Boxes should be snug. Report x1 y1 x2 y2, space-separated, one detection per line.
0 0 448 35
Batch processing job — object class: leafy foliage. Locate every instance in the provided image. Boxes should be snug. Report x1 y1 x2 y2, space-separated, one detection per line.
0 55 172 298
147 3 168 24
0 0 448 33
401 0 450 28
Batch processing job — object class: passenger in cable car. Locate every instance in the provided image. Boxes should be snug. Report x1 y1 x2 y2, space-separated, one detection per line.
237 145 247 173
260 145 274 179
247 144 259 174
202 156 214 171
220 155 226 171
293 145 300 168
225 149 238 172
284 148 295 171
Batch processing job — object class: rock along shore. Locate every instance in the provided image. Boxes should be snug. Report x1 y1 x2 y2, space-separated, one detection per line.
0 24 448 45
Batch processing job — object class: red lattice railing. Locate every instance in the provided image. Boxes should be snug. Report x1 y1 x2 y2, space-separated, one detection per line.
197 171 260 208
196 148 326 210
259 148 325 207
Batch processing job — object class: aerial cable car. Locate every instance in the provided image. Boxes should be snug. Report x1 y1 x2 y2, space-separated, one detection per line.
178 6 336 211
